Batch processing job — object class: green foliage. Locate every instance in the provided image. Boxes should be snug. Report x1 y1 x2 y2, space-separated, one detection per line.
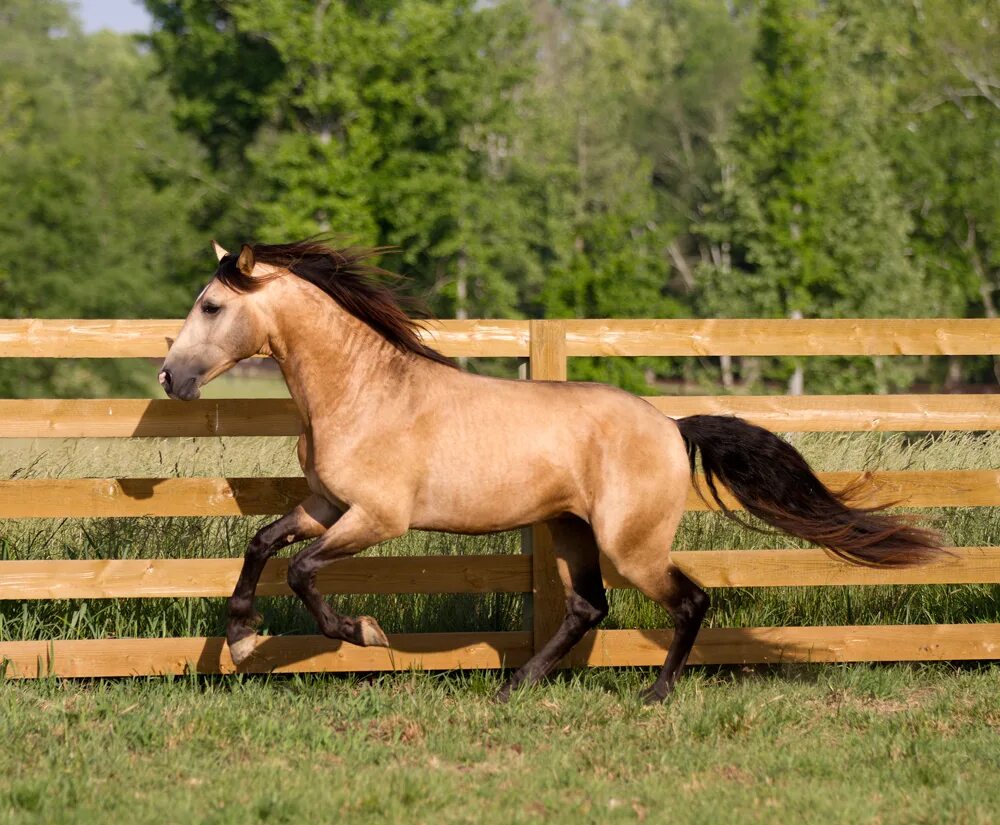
838 0 1000 384
0 0 210 395
695 0 942 392
1 0 997 396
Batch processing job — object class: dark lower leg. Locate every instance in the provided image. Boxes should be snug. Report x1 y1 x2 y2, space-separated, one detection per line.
498 518 607 701
226 497 337 664
285 510 393 648
642 567 709 703
287 564 388 647
226 525 294 651
497 590 607 701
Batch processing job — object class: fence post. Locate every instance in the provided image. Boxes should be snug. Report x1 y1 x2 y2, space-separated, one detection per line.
525 319 568 655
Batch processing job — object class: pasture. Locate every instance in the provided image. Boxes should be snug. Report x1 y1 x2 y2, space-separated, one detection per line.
2 429 1000 642
3 666 1000 823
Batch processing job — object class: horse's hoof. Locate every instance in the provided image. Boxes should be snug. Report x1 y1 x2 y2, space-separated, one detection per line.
358 616 390 647
640 685 668 705
229 634 259 666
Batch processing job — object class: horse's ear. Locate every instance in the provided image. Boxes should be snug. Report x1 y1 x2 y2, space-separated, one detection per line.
237 244 255 277
212 240 228 261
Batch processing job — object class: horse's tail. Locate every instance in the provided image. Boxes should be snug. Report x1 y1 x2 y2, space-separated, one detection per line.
675 415 946 567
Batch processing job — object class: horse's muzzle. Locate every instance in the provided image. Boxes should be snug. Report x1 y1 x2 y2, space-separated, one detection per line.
158 366 201 400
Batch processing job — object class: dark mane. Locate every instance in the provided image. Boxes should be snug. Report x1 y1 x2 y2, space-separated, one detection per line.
215 240 454 368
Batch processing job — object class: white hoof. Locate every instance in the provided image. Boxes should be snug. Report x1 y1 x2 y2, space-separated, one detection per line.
229 634 258 666
358 617 390 648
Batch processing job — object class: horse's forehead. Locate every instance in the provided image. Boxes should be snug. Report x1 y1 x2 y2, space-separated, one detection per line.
196 278 238 301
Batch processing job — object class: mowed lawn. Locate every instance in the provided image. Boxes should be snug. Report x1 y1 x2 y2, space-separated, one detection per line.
1 665 999 824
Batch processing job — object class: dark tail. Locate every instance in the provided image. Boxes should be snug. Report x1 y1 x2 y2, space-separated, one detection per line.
676 415 946 567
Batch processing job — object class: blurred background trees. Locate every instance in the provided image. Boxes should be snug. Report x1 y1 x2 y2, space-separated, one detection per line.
0 0 996 395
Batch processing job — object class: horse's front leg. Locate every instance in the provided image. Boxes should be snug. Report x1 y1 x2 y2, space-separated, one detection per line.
286 506 406 647
227 495 339 665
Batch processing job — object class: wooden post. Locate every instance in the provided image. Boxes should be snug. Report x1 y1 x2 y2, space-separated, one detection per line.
525 320 568 654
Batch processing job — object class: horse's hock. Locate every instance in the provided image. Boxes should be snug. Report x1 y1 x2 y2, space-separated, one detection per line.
1 317 999 677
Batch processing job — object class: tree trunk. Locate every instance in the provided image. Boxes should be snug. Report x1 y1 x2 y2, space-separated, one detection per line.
964 214 1000 385
720 354 734 390
787 309 804 395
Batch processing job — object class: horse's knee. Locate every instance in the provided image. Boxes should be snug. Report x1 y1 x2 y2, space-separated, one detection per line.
566 591 608 627
673 583 709 629
248 521 288 560
286 557 312 595
246 534 269 563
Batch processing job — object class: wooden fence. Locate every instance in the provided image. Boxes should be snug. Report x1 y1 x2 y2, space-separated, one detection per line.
1 318 999 677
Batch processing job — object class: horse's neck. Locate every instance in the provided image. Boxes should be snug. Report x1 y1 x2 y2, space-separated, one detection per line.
269 292 420 428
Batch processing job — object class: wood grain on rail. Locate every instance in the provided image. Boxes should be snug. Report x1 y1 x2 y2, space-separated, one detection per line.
601 547 1000 589
1 625 997 677
1 471 997 518
1 394 997 438
0 477 310 517
0 555 532 599
0 632 533 678
0 319 530 358
0 548 994 600
564 318 1000 356
643 394 1000 432
0 398 302 437
568 625 1000 666
5 318 1000 358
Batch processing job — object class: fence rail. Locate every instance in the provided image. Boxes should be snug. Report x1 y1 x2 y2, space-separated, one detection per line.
2 625 999 679
1 317 999 679
5 317 1000 358
3 394 1000 437
1 470 997 517
0 547 998 601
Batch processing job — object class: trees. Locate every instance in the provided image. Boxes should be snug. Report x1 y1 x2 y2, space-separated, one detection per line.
696 0 929 392
3 0 996 396
146 0 541 319
851 0 1000 384
0 0 208 395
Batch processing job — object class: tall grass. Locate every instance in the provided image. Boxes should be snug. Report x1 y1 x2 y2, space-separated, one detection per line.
0 431 997 641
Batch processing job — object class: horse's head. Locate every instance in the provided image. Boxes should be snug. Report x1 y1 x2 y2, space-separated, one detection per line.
158 242 274 400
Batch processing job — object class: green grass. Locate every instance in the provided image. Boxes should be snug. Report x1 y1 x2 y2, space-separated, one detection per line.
1 666 1000 824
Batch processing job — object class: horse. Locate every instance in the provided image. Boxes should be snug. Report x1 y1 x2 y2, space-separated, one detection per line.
159 239 945 702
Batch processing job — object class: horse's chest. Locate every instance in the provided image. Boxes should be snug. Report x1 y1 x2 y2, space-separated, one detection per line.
296 434 325 496
297 430 392 505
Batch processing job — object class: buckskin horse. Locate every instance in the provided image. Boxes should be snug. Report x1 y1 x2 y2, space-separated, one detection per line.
158 240 944 702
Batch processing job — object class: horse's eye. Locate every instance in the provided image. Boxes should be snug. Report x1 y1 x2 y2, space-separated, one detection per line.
202 302 221 316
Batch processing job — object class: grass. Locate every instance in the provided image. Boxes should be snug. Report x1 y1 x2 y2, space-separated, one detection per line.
1 666 1000 824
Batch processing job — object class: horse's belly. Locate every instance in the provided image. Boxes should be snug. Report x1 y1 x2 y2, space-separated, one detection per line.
409 461 581 533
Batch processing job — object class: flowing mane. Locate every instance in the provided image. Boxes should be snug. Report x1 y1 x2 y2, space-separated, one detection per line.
215 239 454 368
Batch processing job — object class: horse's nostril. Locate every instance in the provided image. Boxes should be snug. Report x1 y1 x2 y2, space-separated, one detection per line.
158 368 173 392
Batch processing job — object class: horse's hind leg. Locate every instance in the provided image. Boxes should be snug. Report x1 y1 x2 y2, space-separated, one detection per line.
595 502 708 703
497 515 608 702
636 565 709 704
